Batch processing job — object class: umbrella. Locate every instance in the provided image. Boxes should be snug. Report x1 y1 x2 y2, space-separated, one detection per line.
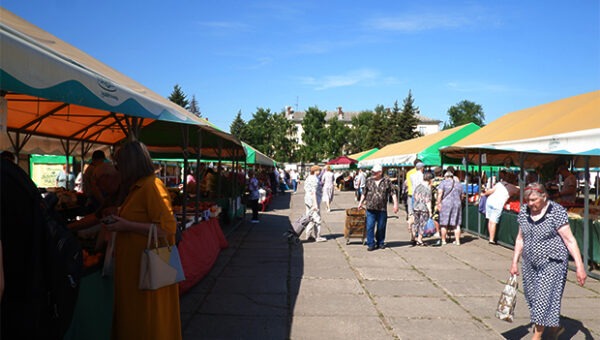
326 155 358 170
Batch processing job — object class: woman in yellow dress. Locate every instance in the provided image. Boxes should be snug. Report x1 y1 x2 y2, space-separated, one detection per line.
104 140 182 340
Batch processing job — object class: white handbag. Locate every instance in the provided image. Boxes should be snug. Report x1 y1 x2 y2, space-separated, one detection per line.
139 224 185 290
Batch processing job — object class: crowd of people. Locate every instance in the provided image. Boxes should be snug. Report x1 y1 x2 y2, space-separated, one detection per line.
2 143 593 340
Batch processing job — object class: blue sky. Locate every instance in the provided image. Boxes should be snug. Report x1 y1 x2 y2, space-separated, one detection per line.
2 1 599 131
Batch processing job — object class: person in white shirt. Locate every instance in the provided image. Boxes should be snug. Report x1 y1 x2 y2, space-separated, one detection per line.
290 169 299 193
483 170 511 244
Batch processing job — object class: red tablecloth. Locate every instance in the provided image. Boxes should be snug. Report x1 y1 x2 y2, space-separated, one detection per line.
178 218 228 295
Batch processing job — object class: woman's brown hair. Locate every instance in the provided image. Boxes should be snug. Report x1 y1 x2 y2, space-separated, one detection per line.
113 140 156 197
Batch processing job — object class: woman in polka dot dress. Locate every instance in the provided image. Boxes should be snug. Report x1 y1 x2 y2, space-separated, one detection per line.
510 183 586 340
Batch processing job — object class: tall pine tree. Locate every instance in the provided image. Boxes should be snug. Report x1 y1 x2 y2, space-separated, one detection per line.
348 110 374 154
168 84 189 109
188 95 201 117
398 90 421 140
229 111 247 140
365 111 387 149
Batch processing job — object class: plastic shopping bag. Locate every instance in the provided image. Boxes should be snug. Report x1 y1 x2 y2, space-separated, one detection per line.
495 274 518 322
423 218 436 237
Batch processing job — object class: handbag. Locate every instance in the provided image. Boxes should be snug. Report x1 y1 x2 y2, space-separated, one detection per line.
139 223 186 290
495 274 518 322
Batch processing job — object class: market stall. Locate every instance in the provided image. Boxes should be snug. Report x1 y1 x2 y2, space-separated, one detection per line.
441 90 600 278
359 122 480 168
244 141 277 167
1 8 242 338
348 148 379 163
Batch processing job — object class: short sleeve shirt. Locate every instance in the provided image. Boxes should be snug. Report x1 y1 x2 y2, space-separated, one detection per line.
517 201 569 266
363 177 397 211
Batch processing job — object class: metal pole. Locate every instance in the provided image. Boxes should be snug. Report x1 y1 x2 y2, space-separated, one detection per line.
583 156 591 278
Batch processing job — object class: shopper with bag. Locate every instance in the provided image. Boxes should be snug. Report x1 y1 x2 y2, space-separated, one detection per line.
412 172 434 246
103 140 182 340
509 182 586 340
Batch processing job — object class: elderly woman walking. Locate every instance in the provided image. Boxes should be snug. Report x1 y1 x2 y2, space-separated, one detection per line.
436 170 464 245
321 165 335 212
510 183 586 340
304 165 326 242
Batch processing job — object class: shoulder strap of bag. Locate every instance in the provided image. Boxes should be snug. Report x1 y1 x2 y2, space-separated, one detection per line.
440 179 455 201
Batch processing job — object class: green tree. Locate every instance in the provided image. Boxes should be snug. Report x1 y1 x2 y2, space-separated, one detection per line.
324 116 351 158
347 110 374 154
168 84 189 109
270 111 297 162
387 100 403 143
245 107 272 155
189 95 201 117
299 106 327 162
444 100 485 128
229 111 247 140
364 111 387 149
398 90 421 140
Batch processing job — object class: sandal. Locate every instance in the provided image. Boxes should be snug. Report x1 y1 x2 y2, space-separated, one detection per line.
416 241 428 247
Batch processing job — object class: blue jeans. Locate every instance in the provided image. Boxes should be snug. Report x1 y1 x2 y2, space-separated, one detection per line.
366 209 388 248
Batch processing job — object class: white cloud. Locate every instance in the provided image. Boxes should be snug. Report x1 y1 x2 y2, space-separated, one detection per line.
365 5 495 33
299 69 395 90
368 14 468 32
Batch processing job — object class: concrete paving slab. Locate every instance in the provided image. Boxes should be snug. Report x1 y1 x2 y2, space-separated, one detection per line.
294 264 357 280
292 293 377 316
292 278 365 295
195 293 288 316
374 296 471 318
364 279 446 298
210 275 288 294
357 267 425 281
183 315 289 339
419 267 497 283
437 278 504 297
290 316 391 340
388 317 502 340
219 263 289 278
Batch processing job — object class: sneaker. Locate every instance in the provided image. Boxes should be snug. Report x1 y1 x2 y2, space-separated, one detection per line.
367 245 376 251
441 241 447 245
315 237 327 242
378 244 386 249
433 232 440 238
453 240 460 246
